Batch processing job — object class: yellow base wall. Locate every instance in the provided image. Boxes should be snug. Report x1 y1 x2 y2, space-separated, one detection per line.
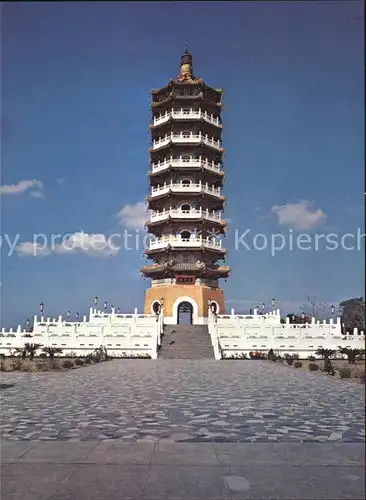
144 284 226 320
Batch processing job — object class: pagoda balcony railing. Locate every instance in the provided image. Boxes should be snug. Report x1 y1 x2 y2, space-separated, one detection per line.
149 235 223 251
152 109 221 128
149 208 222 223
151 133 222 151
151 157 221 174
150 181 221 198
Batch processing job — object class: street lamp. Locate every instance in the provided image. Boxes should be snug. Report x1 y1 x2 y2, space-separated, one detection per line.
272 298 275 309
104 301 107 311
331 305 335 317
40 302 44 313
262 303 265 314
67 310 71 319
117 307 120 314
94 296 98 307
76 312 79 321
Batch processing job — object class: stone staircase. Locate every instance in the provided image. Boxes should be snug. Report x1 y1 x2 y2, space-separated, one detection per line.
158 325 214 359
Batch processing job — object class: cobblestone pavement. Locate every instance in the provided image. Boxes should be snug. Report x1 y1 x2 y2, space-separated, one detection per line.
1 360 364 442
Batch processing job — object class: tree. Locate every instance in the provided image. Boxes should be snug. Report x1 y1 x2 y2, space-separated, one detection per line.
24 343 43 360
304 294 328 319
42 347 63 358
13 343 42 360
339 297 365 334
338 347 362 365
315 348 336 360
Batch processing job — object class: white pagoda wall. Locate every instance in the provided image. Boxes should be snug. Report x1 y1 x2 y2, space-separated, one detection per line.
0 308 164 359
208 309 365 360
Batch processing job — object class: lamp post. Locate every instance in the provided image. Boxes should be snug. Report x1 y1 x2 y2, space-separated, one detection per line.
111 304 114 312
40 302 44 314
94 296 98 308
76 312 79 321
67 310 71 320
117 307 120 314
104 301 107 311
331 305 335 317
262 303 265 314
272 298 275 309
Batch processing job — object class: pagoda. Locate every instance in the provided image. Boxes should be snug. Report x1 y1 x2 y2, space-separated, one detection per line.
141 46 230 325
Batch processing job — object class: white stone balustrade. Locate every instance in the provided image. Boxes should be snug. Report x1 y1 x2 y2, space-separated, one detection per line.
208 309 365 360
0 308 164 359
150 181 221 198
149 208 222 224
151 157 221 174
152 109 221 127
149 235 223 251
151 133 221 151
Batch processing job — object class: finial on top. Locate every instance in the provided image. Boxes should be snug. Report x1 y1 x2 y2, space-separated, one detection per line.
184 41 189 54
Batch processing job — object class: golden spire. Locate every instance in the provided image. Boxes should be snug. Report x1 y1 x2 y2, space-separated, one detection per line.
179 44 193 80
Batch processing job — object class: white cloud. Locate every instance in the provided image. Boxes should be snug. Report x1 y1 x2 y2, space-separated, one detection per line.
271 201 326 230
16 242 51 257
30 190 45 199
116 201 147 229
16 232 120 258
0 179 44 197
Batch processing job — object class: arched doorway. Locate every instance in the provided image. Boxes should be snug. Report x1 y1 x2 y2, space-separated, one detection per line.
177 301 193 324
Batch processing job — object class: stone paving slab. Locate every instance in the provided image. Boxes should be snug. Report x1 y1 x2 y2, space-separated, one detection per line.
1 360 365 498
1 360 365 443
1 442 365 499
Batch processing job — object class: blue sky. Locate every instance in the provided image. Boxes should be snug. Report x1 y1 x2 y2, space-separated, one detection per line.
1 1 364 327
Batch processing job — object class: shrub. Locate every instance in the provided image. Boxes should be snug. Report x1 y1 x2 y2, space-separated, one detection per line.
292 353 300 360
84 355 92 364
338 366 352 379
356 372 366 384
62 360 74 369
74 358 84 366
308 355 316 361
1 359 13 372
293 361 303 368
21 361 38 372
11 358 23 370
308 362 319 371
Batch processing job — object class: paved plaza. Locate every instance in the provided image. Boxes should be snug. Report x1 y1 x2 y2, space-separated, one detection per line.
1 360 365 499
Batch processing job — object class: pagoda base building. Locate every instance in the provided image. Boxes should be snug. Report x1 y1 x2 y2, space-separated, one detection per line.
141 47 230 325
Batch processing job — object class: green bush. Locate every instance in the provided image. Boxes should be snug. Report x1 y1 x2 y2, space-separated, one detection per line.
293 361 303 368
62 360 74 369
338 366 352 379
308 362 319 371
74 358 84 366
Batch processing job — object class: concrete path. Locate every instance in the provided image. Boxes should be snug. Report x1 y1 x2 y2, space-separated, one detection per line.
1 360 365 499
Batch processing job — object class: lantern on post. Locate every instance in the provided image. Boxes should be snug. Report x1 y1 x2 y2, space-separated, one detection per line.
76 312 79 321
94 296 98 307
67 310 71 319
40 302 44 313
272 298 275 309
331 305 335 317
104 301 107 311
